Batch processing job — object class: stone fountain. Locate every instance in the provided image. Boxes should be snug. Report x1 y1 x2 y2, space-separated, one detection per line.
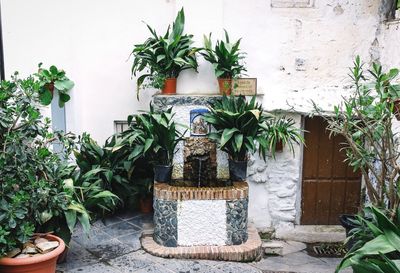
141 95 262 262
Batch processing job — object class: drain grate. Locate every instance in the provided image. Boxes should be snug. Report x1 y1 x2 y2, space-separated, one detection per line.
307 243 347 258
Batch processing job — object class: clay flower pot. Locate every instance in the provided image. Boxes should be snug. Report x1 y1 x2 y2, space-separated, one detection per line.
218 78 232 95
162 78 177 95
46 82 55 96
0 234 65 273
275 140 284 152
139 196 153 213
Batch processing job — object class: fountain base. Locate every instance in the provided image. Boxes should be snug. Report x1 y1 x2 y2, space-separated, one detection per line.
152 182 249 247
141 224 262 262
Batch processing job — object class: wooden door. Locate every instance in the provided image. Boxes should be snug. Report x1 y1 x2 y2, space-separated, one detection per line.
301 116 361 225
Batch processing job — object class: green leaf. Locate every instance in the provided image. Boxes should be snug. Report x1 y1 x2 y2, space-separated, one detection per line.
64 210 77 234
39 89 53 105
221 128 239 147
234 133 243 151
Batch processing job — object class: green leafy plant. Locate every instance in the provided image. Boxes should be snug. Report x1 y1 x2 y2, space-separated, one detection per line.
0 73 80 257
313 56 400 212
35 63 75 107
260 116 303 158
201 30 247 79
131 8 199 98
125 104 186 166
336 206 400 272
73 133 135 209
204 95 269 161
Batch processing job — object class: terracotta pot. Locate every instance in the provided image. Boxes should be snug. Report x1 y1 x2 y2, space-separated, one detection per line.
46 82 55 96
218 78 232 95
0 234 65 273
139 196 153 213
275 140 284 152
56 247 69 264
393 99 400 121
162 78 177 95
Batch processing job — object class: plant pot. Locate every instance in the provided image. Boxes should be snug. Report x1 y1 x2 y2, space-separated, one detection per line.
139 196 153 213
228 159 248 181
393 99 400 121
0 234 65 273
162 78 177 95
275 140 284 152
218 78 232 95
56 247 68 264
154 165 173 183
339 214 358 250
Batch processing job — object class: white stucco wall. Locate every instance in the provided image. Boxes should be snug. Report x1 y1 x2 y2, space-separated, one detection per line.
2 0 386 143
177 200 227 246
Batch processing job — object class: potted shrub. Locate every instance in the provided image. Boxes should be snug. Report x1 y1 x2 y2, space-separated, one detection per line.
336 206 400 272
260 116 303 157
0 74 70 272
205 95 303 181
131 8 199 98
127 105 185 183
314 57 400 260
35 63 75 107
201 30 247 95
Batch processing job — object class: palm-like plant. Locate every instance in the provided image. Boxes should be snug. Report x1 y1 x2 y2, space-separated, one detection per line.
204 95 268 162
336 206 400 273
260 116 303 158
131 8 199 98
201 30 247 79
128 105 186 166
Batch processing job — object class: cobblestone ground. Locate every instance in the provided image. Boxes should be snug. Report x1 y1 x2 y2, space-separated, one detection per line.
57 211 350 273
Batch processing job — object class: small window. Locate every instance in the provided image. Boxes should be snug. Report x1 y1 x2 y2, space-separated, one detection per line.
114 120 129 134
271 0 314 8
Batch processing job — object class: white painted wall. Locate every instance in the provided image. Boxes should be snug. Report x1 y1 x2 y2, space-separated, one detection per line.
2 0 385 143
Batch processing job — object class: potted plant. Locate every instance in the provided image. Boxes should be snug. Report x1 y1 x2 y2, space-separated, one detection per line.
127 105 185 183
205 95 303 181
133 177 154 213
0 74 70 272
314 57 400 257
35 63 75 107
131 8 199 98
204 95 268 181
201 30 247 95
260 116 303 157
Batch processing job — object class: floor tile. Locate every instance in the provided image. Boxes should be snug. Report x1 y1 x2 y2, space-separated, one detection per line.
103 221 142 237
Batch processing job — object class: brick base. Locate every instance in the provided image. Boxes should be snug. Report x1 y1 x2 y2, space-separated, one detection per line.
141 225 262 262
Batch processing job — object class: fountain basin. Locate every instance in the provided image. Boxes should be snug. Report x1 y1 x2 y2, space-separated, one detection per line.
153 181 248 247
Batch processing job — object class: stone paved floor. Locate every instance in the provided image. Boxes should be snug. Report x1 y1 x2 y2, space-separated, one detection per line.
57 211 351 273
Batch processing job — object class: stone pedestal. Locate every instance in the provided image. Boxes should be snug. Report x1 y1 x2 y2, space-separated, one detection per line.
153 182 249 247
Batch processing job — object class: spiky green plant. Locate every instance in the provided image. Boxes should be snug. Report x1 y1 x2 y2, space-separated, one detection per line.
131 8 199 99
201 30 247 79
204 95 268 161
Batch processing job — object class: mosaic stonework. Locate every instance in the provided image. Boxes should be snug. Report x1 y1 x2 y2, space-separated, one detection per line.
153 182 249 247
226 199 248 245
153 199 177 247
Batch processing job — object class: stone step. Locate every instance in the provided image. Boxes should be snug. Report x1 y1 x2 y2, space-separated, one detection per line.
262 240 307 256
275 225 346 243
